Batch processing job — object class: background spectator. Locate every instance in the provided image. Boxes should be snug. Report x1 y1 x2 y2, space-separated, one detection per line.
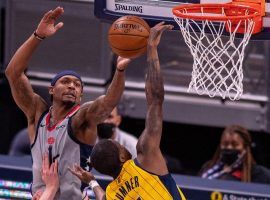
97 107 183 173
199 125 270 184
8 128 30 156
97 107 138 158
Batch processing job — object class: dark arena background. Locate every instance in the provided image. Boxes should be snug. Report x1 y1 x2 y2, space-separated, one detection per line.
1 0 270 199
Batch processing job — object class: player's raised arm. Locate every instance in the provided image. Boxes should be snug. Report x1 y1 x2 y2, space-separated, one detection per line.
136 22 173 174
72 56 131 131
5 7 64 142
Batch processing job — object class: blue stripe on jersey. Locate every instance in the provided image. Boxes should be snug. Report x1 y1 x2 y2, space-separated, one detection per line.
31 109 49 149
134 158 181 200
159 173 182 200
67 117 93 191
30 109 49 195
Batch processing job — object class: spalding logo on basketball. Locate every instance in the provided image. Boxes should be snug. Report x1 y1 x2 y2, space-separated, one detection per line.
113 22 144 34
108 15 150 58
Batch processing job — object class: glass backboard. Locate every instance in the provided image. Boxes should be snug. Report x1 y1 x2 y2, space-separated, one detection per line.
94 0 270 40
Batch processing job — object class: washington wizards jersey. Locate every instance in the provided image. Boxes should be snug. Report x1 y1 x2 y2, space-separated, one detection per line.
106 159 186 200
31 105 93 200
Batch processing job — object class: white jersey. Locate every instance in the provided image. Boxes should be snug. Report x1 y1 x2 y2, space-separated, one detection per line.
114 128 138 159
31 105 93 200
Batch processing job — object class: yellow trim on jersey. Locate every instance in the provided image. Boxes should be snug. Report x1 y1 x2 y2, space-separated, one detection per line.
178 186 186 200
105 160 186 200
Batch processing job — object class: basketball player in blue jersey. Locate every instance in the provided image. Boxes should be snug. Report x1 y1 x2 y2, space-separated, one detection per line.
5 7 131 200
70 22 186 200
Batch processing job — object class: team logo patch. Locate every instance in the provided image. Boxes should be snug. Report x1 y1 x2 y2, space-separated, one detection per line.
48 137 55 145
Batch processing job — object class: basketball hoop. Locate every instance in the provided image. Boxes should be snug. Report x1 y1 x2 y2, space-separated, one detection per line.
173 3 261 100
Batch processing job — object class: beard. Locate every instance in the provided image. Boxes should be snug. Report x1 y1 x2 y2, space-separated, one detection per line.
62 99 76 108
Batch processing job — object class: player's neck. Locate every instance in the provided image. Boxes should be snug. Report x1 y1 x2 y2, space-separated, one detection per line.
112 166 123 179
49 104 77 125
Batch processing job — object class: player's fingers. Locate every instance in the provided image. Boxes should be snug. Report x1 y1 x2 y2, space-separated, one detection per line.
68 165 78 174
74 164 84 173
54 159 58 173
55 22 64 31
42 10 53 21
51 7 64 20
156 21 165 27
68 166 76 175
166 25 174 30
77 165 84 171
160 24 174 33
68 166 74 173
69 167 81 178
50 162 55 173
50 160 57 173
44 153 49 170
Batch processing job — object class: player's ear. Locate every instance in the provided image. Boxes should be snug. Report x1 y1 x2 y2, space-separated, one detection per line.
115 108 122 126
119 147 126 163
79 92 83 101
49 86 53 95
119 152 126 163
116 114 121 127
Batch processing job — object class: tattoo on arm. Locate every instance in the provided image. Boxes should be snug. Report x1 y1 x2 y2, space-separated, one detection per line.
137 45 164 153
9 74 39 118
145 47 164 105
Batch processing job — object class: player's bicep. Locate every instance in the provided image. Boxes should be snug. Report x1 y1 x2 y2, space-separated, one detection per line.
87 95 112 123
136 129 167 173
8 74 40 117
137 105 163 154
136 129 158 154
73 96 113 128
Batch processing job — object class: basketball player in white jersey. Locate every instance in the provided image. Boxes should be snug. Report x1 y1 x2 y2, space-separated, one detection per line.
5 7 131 199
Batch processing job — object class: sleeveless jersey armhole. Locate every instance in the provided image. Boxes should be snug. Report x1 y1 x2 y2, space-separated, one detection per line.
31 109 49 149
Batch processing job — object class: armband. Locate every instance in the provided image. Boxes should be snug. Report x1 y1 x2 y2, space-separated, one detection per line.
89 180 99 190
33 31 46 41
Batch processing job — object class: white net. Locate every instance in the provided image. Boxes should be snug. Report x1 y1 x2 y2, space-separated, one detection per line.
174 12 255 100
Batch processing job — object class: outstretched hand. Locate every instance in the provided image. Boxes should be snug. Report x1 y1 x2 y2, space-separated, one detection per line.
148 22 173 47
32 189 43 200
41 153 59 191
35 7 64 38
116 56 131 71
68 164 95 184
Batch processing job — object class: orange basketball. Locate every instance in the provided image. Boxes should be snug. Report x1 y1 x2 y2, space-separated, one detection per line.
108 15 150 58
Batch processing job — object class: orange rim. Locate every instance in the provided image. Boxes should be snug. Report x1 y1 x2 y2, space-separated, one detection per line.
172 3 260 21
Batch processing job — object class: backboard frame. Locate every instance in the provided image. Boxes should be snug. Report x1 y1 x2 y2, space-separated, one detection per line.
94 0 270 40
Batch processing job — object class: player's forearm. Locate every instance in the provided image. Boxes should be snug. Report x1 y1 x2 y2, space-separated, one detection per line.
93 186 106 200
39 187 58 200
89 180 106 200
104 69 125 108
146 45 164 104
147 44 159 63
144 44 164 137
145 104 163 136
5 34 41 79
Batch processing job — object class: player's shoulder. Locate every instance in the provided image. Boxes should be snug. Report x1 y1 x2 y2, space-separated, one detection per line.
79 101 94 109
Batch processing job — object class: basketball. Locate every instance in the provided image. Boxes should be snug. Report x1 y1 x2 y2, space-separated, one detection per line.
108 15 150 58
